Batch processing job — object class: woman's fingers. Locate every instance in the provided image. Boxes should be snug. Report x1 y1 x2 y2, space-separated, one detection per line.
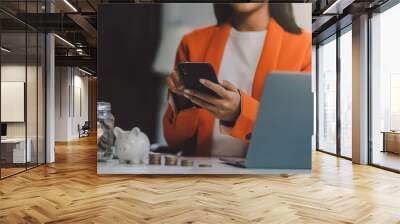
167 70 185 95
221 80 237 91
171 70 184 91
183 93 217 113
171 70 180 82
183 89 219 105
199 79 228 98
183 79 241 122
166 76 178 93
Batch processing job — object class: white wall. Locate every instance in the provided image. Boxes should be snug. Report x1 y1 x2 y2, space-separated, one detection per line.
55 67 89 141
55 67 69 141
1 65 41 137
1 64 46 163
293 3 312 32
1 65 27 141
72 73 89 138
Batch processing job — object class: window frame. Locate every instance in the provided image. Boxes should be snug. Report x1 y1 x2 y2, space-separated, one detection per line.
367 0 400 173
315 23 353 160
0 1 48 180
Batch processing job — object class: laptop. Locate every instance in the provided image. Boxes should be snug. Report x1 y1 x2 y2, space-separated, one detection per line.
220 72 313 169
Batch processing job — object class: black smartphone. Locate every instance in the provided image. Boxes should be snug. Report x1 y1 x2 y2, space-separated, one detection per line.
178 62 220 98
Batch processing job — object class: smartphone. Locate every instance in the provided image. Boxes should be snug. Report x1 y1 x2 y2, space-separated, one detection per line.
178 62 220 98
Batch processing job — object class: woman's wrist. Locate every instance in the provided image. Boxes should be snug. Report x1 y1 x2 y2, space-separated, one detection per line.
220 119 236 128
221 89 242 127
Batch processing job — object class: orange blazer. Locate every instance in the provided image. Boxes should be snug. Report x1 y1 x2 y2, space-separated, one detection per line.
163 18 311 156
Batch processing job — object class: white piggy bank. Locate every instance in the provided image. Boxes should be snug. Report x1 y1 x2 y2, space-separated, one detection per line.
114 127 150 164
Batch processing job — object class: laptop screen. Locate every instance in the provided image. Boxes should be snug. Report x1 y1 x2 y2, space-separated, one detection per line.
245 73 313 169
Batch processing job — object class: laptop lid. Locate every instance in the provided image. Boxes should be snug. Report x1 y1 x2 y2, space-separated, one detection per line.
245 73 313 169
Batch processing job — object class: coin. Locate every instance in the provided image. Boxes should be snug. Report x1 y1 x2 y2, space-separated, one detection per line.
149 153 161 165
180 159 194 167
165 155 178 166
198 164 212 167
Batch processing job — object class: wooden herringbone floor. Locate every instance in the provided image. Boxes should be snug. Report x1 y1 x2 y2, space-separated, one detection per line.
1 136 400 224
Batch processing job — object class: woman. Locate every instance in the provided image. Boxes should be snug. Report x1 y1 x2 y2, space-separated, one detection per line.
164 3 311 157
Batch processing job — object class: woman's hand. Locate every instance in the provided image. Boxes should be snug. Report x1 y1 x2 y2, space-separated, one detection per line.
183 79 241 123
166 70 185 96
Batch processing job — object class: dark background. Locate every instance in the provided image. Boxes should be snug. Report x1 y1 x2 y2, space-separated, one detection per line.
98 4 162 142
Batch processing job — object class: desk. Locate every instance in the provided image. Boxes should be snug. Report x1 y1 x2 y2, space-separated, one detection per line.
1 138 31 164
381 131 400 154
97 157 310 175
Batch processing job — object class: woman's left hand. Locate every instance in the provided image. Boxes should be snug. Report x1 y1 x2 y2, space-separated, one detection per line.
183 79 241 123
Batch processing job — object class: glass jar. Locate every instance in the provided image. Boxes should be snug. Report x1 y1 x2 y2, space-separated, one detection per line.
97 102 115 162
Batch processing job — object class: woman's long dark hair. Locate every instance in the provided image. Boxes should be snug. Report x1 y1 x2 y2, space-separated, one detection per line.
213 3 302 34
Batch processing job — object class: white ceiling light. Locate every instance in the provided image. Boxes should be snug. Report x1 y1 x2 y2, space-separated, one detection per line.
54 34 75 48
63 0 78 12
76 48 85 55
323 0 354 15
1 47 11 53
78 67 93 76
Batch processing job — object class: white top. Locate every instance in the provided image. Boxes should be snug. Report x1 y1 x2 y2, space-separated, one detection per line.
211 28 267 157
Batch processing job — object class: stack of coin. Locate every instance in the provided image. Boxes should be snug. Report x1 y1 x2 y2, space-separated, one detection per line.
165 155 178 166
149 153 161 165
180 159 194 167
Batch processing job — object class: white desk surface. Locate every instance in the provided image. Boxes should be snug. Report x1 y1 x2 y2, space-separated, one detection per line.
1 138 27 143
97 157 310 175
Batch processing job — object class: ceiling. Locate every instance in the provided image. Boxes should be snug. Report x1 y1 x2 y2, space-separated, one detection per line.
311 0 391 43
0 0 102 73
